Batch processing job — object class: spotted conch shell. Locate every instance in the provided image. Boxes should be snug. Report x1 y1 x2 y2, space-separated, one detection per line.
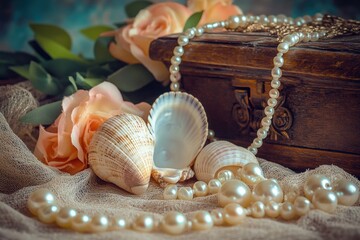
148 92 208 187
88 114 153 195
194 140 258 183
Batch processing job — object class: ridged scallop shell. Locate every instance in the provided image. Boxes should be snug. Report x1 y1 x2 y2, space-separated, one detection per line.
194 140 258 183
148 92 208 186
88 114 153 195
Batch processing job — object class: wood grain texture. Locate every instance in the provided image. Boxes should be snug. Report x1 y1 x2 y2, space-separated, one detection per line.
150 31 360 176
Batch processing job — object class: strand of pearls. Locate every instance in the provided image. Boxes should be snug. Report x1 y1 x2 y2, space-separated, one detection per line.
27 13 359 235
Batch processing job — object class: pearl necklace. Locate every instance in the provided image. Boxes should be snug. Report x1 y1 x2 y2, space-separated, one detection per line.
27 14 360 235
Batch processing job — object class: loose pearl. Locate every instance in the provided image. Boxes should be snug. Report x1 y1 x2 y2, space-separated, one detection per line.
193 181 208 197
267 98 278 107
304 174 332 199
218 179 252 207
333 179 359 206
178 187 194 200
277 42 290 53
208 129 215 140
163 184 178 200
265 201 280 218
280 202 297 220
210 209 224 225
27 188 56 216
162 211 187 235
37 204 59 224
170 82 180 91
252 179 284 203
251 201 265 218
192 211 213 230
223 203 247 225
217 170 235 183
56 207 77 228
238 162 265 187
208 179 222 194
71 213 91 232
271 67 282 78
110 217 128 230
132 214 155 232
90 215 109 233
271 79 281 89
273 55 284 67
269 89 279 99
293 196 311 216
312 189 338 213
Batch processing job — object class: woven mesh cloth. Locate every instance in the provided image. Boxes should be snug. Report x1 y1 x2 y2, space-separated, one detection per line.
0 86 359 240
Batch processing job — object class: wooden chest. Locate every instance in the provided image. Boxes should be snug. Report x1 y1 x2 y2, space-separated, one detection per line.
150 32 360 176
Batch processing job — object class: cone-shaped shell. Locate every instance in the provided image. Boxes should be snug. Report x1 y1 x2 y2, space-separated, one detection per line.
194 140 258 183
88 114 153 195
148 92 208 185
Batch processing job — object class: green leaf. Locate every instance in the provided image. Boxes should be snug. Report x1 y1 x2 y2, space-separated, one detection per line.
114 22 128 28
107 64 155 92
94 37 114 63
125 0 153 18
68 76 78 91
9 65 31 79
35 35 83 61
0 51 38 65
80 25 114 40
28 61 60 95
183 11 203 31
75 73 103 90
63 84 77 96
28 40 52 60
20 100 62 125
42 59 90 78
30 23 72 50
122 80 168 104
86 66 112 78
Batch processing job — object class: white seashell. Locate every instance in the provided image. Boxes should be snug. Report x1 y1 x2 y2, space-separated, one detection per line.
148 92 208 186
194 141 258 183
88 114 154 195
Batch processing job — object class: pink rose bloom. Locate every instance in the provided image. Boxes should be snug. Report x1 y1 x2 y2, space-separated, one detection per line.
34 82 151 174
103 2 192 84
188 0 243 25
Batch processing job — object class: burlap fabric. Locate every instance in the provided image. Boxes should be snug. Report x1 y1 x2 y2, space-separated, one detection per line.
0 86 359 240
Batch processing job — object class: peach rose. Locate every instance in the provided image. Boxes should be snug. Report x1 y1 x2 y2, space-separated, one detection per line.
103 2 192 84
34 82 151 174
188 0 242 25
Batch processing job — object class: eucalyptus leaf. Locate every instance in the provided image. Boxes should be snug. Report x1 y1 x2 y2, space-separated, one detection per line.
42 59 90 78
35 34 83 61
20 100 62 125
29 61 60 95
30 23 72 49
9 65 31 79
183 11 203 31
80 25 114 41
107 64 155 92
94 37 114 63
125 0 153 18
75 72 103 90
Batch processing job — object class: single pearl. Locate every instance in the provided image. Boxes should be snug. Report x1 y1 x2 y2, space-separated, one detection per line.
170 72 181 82
208 129 216 140
223 203 247 225
257 128 268 139
169 65 179 74
178 187 194 200
273 55 284 67
333 179 359 206
271 79 281 89
217 170 235 183
208 179 222 194
27 188 56 216
311 32 320 41
238 15 248 27
271 67 282 78
193 181 209 197
228 15 240 29
56 207 77 228
110 217 128 230
171 56 182 66
132 214 155 232
218 179 252 207
238 162 265 187
89 215 109 233
293 196 311 216
161 211 187 235
195 27 204 36
313 13 323 22
210 209 224 225
259 15 269 25
170 82 180 92
261 116 272 127
192 211 213 230
37 204 59 224
280 202 297 220
304 174 332 200
248 147 258 155
265 201 280 218
252 138 263 148
269 89 280 99
177 35 189 46
277 14 286 23
277 42 290 53
163 184 178 200
185 27 196 38
71 213 91 232
268 15 277 24
251 201 265 218
252 179 284 203
267 98 278 107
264 106 275 116
173 46 184 57
284 191 298 203
312 189 338 213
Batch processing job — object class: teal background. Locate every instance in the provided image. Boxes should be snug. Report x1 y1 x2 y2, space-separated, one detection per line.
0 0 359 55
